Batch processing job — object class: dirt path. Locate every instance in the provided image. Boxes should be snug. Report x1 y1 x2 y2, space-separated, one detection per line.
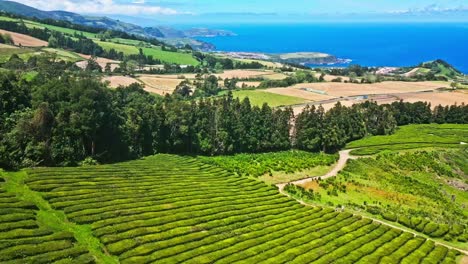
276 149 468 257
277 149 357 192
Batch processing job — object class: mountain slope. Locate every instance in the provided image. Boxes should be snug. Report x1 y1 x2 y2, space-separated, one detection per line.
0 0 232 42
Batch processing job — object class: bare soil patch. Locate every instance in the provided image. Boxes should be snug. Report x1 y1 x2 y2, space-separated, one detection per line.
78 54 120 71
288 81 449 97
403 68 420 77
215 70 287 79
266 87 334 101
291 91 466 116
0 29 47 47
138 75 185 95
103 76 140 88
397 91 468 106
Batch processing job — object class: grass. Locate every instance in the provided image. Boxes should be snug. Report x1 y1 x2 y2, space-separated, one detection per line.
96 41 199 66
42 48 83 62
1 155 460 262
346 124 468 155
26 20 97 39
110 38 144 46
227 89 308 107
0 15 199 66
259 166 333 185
0 46 36 62
141 47 199 66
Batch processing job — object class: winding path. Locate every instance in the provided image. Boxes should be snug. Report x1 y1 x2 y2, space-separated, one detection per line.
275 149 468 257
276 149 358 192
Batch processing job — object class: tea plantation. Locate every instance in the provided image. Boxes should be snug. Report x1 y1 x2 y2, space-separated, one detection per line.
0 155 463 263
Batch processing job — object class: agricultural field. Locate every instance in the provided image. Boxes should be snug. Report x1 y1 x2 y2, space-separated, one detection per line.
96 41 199 66
0 45 37 62
0 29 48 47
42 48 83 62
286 81 449 97
215 69 289 80
227 89 309 107
297 148 468 248
198 151 338 184
137 74 185 95
103 76 141 88
0 172 96 263
0 155 463 263
347 124 468 155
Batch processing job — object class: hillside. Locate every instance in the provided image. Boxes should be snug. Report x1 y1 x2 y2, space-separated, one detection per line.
0 155 463 263
398 60 464 80
420 60 463 79
0 0 233 49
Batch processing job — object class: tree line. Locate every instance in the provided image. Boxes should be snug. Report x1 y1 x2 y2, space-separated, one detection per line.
0 61 292 169
1 56 467 169
295 100 467 153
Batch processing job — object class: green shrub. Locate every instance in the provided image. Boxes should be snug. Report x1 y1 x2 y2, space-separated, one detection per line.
198 151 338 177
381 212 397 222
422 222 439 235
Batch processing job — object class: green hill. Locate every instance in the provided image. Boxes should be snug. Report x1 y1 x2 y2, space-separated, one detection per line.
419 59 463 79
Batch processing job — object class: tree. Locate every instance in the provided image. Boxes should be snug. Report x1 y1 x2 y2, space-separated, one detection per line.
85 57 102 73
48 35 58 48
104 63 112 75
173 80 193 98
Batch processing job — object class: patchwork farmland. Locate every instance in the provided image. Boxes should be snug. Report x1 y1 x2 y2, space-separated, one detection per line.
0 155 463 263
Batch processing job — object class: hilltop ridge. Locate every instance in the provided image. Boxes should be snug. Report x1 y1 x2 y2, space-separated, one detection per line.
0 0 234 49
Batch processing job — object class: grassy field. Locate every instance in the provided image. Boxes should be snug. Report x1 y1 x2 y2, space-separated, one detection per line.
298 148 468 248
347 124 468 155
1 155 462 263
0 46 36 62
227 90 308 107
0 16 97 38
0 15 199 66
42 48 83 62
96 41 199 66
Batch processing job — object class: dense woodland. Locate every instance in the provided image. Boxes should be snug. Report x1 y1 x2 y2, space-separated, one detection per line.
0 54 467 169
295 101 467 153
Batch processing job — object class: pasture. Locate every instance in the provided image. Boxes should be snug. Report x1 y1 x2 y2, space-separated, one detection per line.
96 41 199 66
0 155 463 263
228 89 308 107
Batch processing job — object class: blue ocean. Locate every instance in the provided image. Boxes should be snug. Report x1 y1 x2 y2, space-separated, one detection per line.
197 23 468 73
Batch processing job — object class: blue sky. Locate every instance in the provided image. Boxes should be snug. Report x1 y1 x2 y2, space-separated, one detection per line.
11 0 468 24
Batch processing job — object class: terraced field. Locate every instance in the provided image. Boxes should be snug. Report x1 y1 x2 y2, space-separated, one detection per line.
347 124 468 155
0 177 94 263
0 155 463 263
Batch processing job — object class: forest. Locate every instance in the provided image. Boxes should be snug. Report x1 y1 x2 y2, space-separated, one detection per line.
1 54 467 169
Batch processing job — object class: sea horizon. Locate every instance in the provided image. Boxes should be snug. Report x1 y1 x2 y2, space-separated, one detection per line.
197 22 468 73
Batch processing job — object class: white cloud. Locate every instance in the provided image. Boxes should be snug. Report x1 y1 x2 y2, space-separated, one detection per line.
12 0 184 15
389 4 468 14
